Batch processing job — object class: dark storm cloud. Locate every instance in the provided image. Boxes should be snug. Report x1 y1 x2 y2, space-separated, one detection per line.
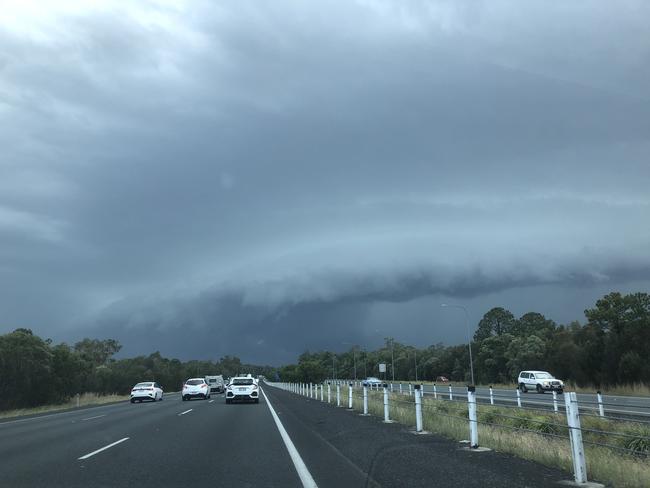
1 1 649 363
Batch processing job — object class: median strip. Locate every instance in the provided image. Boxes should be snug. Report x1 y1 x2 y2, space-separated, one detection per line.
78 437 129 460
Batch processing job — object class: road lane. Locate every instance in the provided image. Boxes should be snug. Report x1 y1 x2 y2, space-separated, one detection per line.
0 391 306 488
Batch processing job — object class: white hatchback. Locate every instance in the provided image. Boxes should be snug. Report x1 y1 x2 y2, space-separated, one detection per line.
225 376 259 403
182 378 211 401
130 382 163 403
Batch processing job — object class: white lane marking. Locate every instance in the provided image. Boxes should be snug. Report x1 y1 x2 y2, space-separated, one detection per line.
260 388 318 488
81 415 106 421
78 437 129 460
178 409 193 416
209 400 214 403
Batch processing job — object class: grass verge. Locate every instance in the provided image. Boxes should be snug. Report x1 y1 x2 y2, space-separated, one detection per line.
0 393 130 420
332 388 650 488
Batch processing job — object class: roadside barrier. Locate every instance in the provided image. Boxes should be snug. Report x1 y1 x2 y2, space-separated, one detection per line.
414 384 423 432
270 381 650 486
383 384 391 423
363 384 369 415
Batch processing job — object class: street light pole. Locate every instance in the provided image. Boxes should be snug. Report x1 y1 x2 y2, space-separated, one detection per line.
390 339 395 382
375 330 395 383
414 348 418 382
342 342 358 380
441 303 475 385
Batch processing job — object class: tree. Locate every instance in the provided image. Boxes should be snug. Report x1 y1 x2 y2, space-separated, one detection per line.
74 338 121 366
474 307 516 341
475 334 513 384
512 312 556 338
0 329 54 409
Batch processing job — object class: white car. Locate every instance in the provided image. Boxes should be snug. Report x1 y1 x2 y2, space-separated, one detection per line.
518 371 564 394
182 378 211 401
225 376 260 403
364 377 383 386
205 375 225 394
130 382 163 403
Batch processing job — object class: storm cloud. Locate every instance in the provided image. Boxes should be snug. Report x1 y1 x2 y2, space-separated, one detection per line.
1 1 649 363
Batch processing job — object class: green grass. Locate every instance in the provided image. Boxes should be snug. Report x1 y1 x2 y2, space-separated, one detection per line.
0 393 130 420
322 387 650 488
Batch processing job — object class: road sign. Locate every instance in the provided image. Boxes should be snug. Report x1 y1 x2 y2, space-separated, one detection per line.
378 363 386 373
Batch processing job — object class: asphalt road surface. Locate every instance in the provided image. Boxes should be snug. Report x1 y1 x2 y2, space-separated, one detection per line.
0 385 574 487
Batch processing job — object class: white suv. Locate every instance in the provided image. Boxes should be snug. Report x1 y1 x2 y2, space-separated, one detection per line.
226 376 259 403
518 371 564 394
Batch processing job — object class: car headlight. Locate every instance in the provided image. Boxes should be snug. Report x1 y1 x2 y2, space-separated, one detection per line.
543 381 549 386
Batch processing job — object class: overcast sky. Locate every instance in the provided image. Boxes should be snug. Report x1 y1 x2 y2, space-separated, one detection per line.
1 0 649 364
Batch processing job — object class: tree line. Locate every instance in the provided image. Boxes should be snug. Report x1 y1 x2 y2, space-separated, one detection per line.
0 331 274 411
277 291 650 387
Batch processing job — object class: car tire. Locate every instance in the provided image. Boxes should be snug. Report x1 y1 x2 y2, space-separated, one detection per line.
254 399 259 404
182 396 186 401
130 398 135 404
520 383 527 393
226 399 231 404
536 384 543 394
558 389 564 395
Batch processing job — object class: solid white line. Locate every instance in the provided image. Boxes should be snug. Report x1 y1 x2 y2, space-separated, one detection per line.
178 409 193 416
260 388 318 488
81 415 106 421
78 437 129 460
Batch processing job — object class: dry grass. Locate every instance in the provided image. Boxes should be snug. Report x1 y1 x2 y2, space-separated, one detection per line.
0 393 129 420
324 387 650 488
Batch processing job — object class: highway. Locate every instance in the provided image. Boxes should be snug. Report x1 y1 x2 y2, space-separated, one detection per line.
0 384 571 487
416 384 650 418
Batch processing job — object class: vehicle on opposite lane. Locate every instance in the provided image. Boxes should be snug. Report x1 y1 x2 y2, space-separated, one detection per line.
518 371 564 394
364 377 383 386
130 382 164 403
226 376 259 403
182 378 211 401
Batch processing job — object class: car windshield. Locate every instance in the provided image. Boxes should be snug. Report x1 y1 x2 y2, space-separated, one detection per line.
134 382 152 388
232 379 254 385
185 380 204 386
